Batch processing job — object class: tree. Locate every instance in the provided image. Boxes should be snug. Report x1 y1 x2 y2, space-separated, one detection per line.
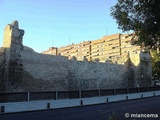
151 50 160 78
110 0 160 53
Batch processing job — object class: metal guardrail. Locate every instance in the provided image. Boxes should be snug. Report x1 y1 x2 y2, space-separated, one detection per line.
0 86 160 103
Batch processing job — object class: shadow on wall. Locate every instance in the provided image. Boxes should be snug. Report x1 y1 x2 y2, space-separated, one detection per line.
0 46 152 92
0 48 6 91
68 51 152 91
0 21 152 92
125 52 152 88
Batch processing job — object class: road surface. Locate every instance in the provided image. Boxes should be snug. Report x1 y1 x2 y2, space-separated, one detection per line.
0 96 160 120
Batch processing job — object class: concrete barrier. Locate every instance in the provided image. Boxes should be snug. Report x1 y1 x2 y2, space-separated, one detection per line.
0 91 160 113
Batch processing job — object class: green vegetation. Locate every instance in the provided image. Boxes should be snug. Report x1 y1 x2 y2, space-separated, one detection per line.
151 50 160 78
110 0 160 79
110 0 160 52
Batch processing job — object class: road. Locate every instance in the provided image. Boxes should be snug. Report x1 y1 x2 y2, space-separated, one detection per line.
0 96 160 120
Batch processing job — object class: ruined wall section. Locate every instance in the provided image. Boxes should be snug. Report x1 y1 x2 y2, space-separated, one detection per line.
126 51 152 87
68 60 128 90
2 21 24 91
105 51 152 87
3 25 12 48
0 48 6 91
20 49 130 91
19 49 69 91
139 51 152 86
1 21 152 92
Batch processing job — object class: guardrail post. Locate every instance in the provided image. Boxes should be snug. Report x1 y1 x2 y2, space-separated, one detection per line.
106 98 109 103
80 100 83 106
126 96 128 100
113 89 116 95
47 103 50 109
153 92 156 96
98 90 100 97
0 106 5 113
55 91 58 100
141 94 143 98
79 91 81 98
27 92 30 102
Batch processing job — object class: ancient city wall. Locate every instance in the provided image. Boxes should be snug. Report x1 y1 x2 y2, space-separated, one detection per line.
1 21 24 91
20 48 69 91
0 21 152 92
68 60 128 90
0 47 6 91
19 50 130 91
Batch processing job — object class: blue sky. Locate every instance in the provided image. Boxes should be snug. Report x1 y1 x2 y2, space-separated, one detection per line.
0 0 125 53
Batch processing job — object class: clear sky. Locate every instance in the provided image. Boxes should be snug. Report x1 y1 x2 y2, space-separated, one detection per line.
0 0 125 53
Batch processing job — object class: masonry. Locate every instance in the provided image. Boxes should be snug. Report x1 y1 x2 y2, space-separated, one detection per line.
0 21 152 92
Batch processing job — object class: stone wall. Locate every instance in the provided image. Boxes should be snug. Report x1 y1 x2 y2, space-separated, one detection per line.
139 51 152 86
5 49 151 92
19 48 69 91
2 21 24 91
68 51 152 90
0 21 152 92
68 60 128 90
0 47 6 91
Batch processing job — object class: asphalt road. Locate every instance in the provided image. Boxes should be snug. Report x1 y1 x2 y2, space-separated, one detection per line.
0 96 160 120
